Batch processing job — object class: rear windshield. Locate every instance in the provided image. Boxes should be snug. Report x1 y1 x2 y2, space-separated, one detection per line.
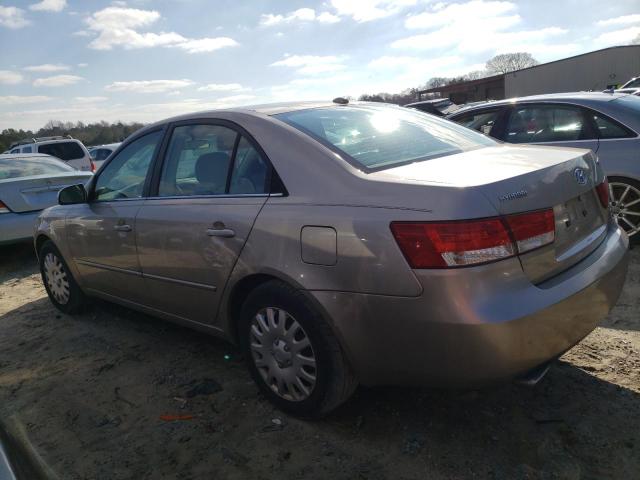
0 156 74 180
275 105 495 171
38 141 85 161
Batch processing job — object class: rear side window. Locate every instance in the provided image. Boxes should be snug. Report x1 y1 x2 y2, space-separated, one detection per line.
276 105 495 171
453 109 502 136
229 137 269 194
505 105 591 143
0 157 73 180
38 141 85 161
591 112 635 139
22 146 33 153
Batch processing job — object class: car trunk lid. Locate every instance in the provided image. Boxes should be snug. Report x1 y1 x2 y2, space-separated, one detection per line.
0 173 91 213
372 144 609 282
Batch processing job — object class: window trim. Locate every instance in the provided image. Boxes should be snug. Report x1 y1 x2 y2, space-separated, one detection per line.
88 127 166 203
148 118 281 199
501 103 598 144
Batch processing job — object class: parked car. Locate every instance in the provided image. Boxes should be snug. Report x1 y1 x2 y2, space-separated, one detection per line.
35 101 628 416
620 76 640 89
404 98 459 116
0 154 92 245
88 143 121 169
8 136 94 172
614 88 640 96
447 92 640 238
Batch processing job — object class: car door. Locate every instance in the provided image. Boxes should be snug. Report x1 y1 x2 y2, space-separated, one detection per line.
65 129 164 300
501 103 599 152
135 121 271 325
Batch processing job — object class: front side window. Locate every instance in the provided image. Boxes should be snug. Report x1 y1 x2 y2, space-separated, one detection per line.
22 146 33 153
505 105 589 143
453 109 502 137
94 130 162 201
276 105 495 171
38 141 85 161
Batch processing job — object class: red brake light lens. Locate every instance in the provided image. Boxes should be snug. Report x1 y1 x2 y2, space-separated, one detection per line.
390 219 515 268
504 209 555 254
391 208 556 269
595 179 609 209
0 201 9 214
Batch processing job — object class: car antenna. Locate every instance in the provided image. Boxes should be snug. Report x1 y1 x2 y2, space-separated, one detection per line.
333 97 349 105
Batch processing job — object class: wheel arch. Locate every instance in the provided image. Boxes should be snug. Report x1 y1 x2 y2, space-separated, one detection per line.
34 234 52 260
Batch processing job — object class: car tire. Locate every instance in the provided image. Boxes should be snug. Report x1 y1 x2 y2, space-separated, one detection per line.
608 176 640 243
239 280 358 417
39 240 87 314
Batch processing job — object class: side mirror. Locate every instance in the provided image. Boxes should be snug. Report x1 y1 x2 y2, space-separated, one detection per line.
58 184 87 205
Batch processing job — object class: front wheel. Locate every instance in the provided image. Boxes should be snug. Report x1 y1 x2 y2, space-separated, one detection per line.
39 241 87 314
608 177 640 241
239 280 357 417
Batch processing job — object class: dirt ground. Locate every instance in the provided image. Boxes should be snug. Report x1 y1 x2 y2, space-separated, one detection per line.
0 243 638 480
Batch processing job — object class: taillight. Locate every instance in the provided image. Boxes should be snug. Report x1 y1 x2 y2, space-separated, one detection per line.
0 201 10 214
90 159 96 172
504 209 555 254
595 178 609 209
391 208 555 269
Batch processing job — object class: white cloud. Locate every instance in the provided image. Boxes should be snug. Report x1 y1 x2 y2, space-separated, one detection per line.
215 94 257 104
393 1 568 59
260 8 340 26
33 75 84 87
270 55 348 75
0 70 23 85
597 14 640 27
594 26 640 46
30 0 67 12
84 7 238 53
73 96 108 103
104 79 195 93
330 0 417 22
197 83 246 92
24 64 70 73
0 96 52 105
172 37 238 53
0 6 30 29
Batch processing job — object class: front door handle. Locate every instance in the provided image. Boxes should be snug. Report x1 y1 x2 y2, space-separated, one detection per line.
114 224 132 232
206 228 235 238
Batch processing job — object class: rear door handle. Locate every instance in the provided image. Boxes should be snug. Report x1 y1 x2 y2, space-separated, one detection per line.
114 224 132 232
206 228 235 238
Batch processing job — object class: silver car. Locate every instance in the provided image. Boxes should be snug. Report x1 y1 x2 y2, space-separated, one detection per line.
448 93 640 238
0 154 92 245
35 101 629 416
88 142 121 170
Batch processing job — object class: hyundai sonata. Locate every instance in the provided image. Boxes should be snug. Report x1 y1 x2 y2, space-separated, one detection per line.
35 101 629 416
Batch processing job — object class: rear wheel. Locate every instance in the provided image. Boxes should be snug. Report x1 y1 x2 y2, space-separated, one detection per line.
239 280 357 417
608 177 640 241
39 241 87 314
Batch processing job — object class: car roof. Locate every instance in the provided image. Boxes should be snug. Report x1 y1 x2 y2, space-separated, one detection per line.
0 153 56 159
449 92 632 116
404 99 452 107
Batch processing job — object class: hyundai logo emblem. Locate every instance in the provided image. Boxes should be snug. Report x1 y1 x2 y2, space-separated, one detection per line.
574 167 587 185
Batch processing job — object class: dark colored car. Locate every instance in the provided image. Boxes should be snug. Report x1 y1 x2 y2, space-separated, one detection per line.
404 98 459 116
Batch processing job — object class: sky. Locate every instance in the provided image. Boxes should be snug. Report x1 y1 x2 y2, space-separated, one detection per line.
0 0 639 130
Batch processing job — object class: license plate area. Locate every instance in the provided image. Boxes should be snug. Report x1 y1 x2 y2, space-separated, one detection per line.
554 193 605 261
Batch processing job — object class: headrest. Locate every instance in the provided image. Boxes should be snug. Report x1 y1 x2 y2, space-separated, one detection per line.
195 152 229 184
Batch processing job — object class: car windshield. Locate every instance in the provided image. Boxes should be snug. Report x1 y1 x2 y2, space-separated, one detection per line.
0 156 74 180
275 105 495 171
623 78 640 88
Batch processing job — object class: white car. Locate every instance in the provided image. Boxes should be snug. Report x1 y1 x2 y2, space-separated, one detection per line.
88 142 121 169
8 136 94 172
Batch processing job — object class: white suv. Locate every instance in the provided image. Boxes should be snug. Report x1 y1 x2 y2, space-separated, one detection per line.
8 136 94 171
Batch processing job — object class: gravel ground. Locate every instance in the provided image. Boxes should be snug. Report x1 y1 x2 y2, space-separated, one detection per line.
0 242 638 480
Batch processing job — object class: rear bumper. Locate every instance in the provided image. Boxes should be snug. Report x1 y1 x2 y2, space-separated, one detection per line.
0 211 40 245
311 220 629 387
